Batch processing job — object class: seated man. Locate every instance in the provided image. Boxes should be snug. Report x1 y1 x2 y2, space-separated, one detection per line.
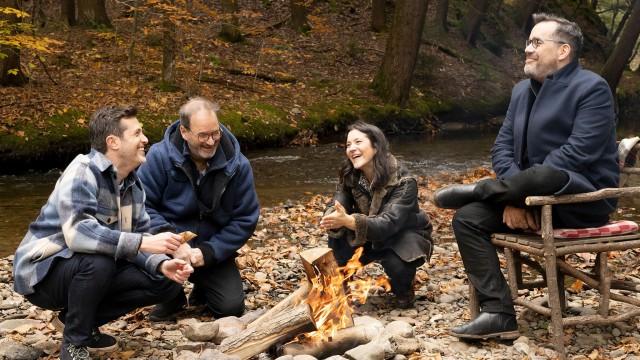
137 97 260 321
13 106 193 360
434 13 618 340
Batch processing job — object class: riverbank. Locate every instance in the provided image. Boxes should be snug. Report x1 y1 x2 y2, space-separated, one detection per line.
2 171 640 359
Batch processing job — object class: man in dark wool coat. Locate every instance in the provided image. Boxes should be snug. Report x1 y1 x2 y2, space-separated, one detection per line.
434 13 618 340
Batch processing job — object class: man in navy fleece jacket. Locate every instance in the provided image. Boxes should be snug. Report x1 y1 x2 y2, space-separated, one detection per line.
138 97 259 320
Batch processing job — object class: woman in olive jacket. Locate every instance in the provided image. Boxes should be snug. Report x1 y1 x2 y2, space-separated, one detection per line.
321 121 433 308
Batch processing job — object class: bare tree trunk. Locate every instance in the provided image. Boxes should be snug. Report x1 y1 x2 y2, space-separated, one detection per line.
371 0 385 32
601 0 640 92
610 0 635 45
290 0 310 32
220 0 242 42
372 0 429 106
77 0 111 27
462 0 490 46
61 0 76 26
0 0 27 86
31 0 46 27
162 12 177 85
435 0 448 32
516 0 543 33
127 0 140 72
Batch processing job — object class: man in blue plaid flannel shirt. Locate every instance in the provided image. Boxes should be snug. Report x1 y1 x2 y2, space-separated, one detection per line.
13 106 194 360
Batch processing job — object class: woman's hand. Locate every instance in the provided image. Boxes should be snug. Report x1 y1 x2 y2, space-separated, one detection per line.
320 201 356 230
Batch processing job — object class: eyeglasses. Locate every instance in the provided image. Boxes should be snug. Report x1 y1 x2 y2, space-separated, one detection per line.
190 128 222 142
525 38 566 49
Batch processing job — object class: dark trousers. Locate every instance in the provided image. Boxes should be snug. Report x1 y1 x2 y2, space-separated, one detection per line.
26 253 181 346
452 166 568 315
329 239 424 295
174 256 245 318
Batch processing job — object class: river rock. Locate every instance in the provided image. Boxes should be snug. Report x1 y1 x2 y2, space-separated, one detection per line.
388 335 420 355
344 340 385 360
0 338 43 360
0 319 42 334
213 316 245 344
292 355 317 360
199 348 240 360
384 321 413 339
179 318 219 342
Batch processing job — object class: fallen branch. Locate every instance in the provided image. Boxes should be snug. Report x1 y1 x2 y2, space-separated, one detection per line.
218 304 315 360
280 324 382 358
224 67 297 83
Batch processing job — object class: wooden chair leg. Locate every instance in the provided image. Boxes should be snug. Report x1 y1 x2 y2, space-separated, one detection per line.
541 205 566 359
598 252 611 317
469 283 480 319
504 248 519 300
557 255 566 314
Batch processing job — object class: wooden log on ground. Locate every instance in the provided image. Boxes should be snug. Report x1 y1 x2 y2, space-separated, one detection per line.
279 324 382 358
218 304 315 360
247 281 310 329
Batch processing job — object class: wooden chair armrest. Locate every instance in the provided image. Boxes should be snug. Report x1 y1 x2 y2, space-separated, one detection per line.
525 186 640 206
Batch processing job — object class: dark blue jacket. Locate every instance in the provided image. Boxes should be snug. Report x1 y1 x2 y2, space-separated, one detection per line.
491 61 619 228
137 121 259 266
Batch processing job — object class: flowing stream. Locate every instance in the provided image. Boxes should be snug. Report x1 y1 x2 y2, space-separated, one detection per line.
0 131 497 256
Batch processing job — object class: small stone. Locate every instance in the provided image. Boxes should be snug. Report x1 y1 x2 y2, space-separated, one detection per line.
612 327 621 337
384 321 414 338
255 272 268 282
292 356 317 360
437 294 457 304
0 338 43 360
181 320 219 342
513 342 530 355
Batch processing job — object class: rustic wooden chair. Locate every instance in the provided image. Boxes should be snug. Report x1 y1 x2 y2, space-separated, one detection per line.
468 143 640 360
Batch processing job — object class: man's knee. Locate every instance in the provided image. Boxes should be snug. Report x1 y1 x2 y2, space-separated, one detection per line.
76 254 117 279
207 293 245 318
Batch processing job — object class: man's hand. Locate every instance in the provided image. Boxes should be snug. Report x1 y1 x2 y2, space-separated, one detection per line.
160 259 194 284
189 248 205 267
503 206 539 231
173 243 192 263
320 201 356 230
140 232 183 254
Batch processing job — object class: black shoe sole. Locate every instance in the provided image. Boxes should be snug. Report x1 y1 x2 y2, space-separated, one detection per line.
449 329 520 340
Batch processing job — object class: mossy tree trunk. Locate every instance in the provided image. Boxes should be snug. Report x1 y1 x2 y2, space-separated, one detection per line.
290 0 310 32
601 0 640 93
0 0 27 86
435 0 448 32
462 0 491 46
372 0 428 107
371 0 385 32
61 0 76 26
162 10 177 86
220 0 242 42
77 0 111 27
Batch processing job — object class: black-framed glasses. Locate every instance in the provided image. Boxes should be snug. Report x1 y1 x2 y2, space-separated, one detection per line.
525 38 566 49
190 129 222 142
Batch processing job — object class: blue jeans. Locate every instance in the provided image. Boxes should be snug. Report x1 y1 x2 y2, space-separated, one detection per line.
27 254 181 346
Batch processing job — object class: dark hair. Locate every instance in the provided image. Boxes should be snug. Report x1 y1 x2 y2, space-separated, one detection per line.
339 121 392 191
532 13 583 61
179 97 220 129
89 105 137 153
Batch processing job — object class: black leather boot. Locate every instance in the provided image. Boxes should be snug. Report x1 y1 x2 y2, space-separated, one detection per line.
450 312 519 340
433 183 478 209
149 292 187 322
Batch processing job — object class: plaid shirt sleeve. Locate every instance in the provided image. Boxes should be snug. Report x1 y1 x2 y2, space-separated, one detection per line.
57 160 142 260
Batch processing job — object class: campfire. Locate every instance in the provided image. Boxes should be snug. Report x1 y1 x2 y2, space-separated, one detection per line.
212 247 418 360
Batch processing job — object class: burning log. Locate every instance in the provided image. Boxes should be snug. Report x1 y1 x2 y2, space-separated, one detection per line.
279 323 382 358
247 281 310 329
217 304 316 360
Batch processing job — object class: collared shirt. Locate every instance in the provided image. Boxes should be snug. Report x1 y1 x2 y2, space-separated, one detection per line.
13 149 167 295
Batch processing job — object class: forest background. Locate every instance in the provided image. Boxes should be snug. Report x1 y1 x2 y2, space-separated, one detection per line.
0 0 639 173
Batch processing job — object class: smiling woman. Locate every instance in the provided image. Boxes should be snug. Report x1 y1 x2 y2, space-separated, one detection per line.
320 121 433 309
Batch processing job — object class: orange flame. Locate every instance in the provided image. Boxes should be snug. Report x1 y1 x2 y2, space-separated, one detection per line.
301 247 391 342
